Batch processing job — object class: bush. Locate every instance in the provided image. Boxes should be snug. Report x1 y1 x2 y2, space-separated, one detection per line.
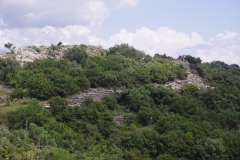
63 46 88 64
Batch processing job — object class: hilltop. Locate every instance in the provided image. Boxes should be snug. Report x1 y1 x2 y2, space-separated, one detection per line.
1 44 107 66
0 43 211 91
1 43 240 159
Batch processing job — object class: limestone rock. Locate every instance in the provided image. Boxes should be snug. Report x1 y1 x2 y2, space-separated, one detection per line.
114 115 125 125
68 88 115 107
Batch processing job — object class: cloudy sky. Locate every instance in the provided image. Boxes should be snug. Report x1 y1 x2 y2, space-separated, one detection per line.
0 0 240 65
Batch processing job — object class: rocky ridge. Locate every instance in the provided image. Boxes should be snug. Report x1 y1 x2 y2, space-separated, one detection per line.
1 44 107 66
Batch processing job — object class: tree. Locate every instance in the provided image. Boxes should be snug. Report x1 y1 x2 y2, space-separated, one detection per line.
48 96 67 116
0 57 20 83
4 42 16 53
180 55 202 66
156 154 175 160
63 45 88 64
108 44 144 60
120 86 152 112
57 42 63 46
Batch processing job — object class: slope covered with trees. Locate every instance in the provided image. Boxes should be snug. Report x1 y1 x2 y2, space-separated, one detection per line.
0 44 240 159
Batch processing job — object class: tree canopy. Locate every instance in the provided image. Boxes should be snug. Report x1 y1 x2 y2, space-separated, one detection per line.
1 44 240 159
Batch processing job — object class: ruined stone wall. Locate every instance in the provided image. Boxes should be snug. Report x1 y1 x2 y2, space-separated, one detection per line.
68 88 114 106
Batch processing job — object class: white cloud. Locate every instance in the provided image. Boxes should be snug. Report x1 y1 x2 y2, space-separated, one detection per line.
1 24 239 65
0 0 109 27
88 27 204 57
0 25 91 51
118 0 139 7
176 31 240 65
88 27 240 65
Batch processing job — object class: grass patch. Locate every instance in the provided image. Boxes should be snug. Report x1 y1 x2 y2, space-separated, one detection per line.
0 98 30 114
0 85 12 96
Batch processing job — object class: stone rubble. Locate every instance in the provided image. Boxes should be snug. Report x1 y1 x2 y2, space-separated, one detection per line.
161 71 213 90
155 59 214 91
16 48 47 65
11 45 107 66
68 88 115 107
114 115 125 125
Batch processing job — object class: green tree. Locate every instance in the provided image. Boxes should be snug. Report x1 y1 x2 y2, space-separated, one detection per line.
156 154 175 160
0 57 20 83
28 123 56 147
48 96 67 116
108 44 144 60
204 138 227 159
4 42 16 53
63 45 88 64
120 86 152 112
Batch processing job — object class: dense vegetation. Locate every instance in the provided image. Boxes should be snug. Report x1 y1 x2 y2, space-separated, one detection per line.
0 44 240 159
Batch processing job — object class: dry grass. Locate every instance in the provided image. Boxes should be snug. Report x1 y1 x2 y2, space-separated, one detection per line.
0 85 12 96
0 98 47 124
0 98 35 124
0 98 30 115
0 52 17 59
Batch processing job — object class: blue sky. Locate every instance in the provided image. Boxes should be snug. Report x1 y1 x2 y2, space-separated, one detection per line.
0 0 240 64
103 0 240 39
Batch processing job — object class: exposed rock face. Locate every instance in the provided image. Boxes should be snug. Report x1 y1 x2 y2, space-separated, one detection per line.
114 115 125 125
16 48 48 64
155 59 214 91
68 88 114 106
12 45 107 66
161 71 213 90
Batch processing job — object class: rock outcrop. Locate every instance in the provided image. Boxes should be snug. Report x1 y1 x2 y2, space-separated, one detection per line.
68 88 115 106
155 59 213 91
160 71 212 90
11 45 107 66
114 115 125 125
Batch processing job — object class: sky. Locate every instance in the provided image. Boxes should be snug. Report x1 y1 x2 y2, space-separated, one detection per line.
0 0 240 65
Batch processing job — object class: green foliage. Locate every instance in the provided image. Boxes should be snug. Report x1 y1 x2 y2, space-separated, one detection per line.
180 55 202 65
154 53 173 59
10 88 29 99
108 44 145 60
49 96 67 116
2 45 240 159
63 45 88 64
102 95 118 110
4 42 16 53
200 61 240 89
155 113 194 134
119 86 152 112
42 147 73 160
28 123 56 147
9 59 81 99
76 76 90 90
0 57 20 83
157 154 175 160
7 100 51 129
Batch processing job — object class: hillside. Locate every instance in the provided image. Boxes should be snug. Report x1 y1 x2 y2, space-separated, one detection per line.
1 44 107 66
1 43 240 160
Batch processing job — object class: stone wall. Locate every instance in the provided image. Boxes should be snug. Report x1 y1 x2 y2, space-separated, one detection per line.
68 88 114 106
114 115 125 125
